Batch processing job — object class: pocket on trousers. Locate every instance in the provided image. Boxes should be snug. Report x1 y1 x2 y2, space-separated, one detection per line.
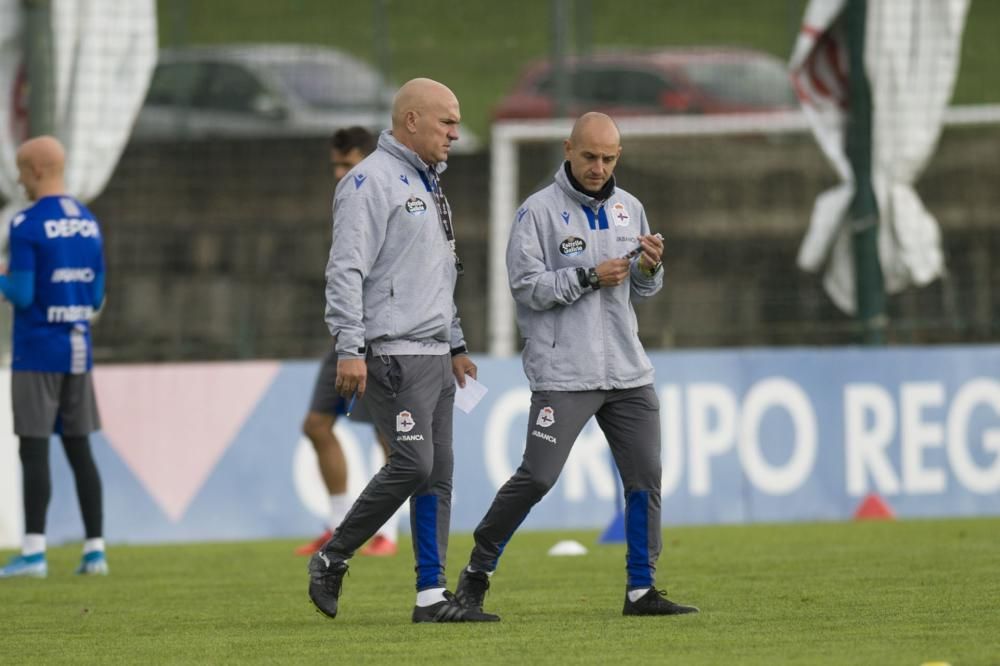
367 355 402 396
387 356 403 394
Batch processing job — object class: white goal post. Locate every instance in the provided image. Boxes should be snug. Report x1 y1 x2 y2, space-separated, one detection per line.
487 105 1000 356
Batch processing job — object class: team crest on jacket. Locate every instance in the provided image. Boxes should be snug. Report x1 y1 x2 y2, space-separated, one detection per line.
396 410 416 432
559 236 586 256
536 406 555 428
405 196 427 215
611 202 630 227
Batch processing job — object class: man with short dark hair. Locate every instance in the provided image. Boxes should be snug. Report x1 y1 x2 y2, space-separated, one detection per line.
0 135 108 579
454 112 698 618
329 126 376 180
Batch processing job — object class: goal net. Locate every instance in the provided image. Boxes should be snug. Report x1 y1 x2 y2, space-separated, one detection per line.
488 106 1000 355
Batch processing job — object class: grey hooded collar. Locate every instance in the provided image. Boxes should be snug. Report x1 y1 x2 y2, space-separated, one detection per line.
554 161 615 207
378 129 448 176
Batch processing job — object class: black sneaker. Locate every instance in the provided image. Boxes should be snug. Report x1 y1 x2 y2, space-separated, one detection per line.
454 568 491 612
308 551 349 619
412 590 501 623
623 588 699 616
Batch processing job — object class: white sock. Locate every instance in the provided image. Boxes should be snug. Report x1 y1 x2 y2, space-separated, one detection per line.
415 588 447 607
22 534 45 557
628 588 651 603
83 538 105 555
328 494 351 532
466 565 493 577
377 506 401 543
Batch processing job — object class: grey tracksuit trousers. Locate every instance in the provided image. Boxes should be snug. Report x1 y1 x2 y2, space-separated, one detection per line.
468 384 663 589
324 353 455 591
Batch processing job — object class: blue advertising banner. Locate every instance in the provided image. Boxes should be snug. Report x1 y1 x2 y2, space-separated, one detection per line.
5 346 997 546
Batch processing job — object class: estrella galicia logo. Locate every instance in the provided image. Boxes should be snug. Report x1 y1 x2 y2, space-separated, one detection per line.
559 236 586 256
516 207 529 223
561 211 570 224
400 174 409 185
353 173 367 189
404 196 427 215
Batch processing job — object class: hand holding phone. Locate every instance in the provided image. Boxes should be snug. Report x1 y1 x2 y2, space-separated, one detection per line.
623 233 663 260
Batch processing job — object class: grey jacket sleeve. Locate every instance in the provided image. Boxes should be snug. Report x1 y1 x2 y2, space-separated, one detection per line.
629 204 663 301
325 187 387 358
450 301 466 350
507 207 588 312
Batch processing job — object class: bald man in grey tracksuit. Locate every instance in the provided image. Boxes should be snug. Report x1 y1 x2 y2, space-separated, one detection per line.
455 112 698 618
308 78 497 624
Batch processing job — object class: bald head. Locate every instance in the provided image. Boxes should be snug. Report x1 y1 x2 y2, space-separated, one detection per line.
16 135 67 200
391 78 461 164
569 112 620 146
564 112 622 193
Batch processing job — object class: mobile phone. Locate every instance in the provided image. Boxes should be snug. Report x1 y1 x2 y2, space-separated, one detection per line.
623 233 663 259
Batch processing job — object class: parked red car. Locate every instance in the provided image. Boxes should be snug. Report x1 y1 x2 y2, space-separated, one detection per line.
493 47 798 121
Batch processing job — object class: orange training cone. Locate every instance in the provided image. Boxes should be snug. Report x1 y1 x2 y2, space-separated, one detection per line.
853 493 896 520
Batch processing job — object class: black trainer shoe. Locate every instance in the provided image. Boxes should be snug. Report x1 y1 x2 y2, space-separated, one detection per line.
412 590 501 623
308 551 349 619
623 588 699 616
454 568 491 612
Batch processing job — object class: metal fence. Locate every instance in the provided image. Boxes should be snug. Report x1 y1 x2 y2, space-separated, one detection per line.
4 0 998 362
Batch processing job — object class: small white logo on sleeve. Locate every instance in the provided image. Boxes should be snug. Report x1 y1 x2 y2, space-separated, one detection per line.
396 410 416 432
12 213 25 227
59 198 82 217
536 406 555 428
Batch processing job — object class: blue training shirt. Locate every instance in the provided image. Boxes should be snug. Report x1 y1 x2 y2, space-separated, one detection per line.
2 195 105 373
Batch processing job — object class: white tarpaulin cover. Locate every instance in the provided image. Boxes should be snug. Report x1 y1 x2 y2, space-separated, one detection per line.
0 0 157 548
789 0 968 314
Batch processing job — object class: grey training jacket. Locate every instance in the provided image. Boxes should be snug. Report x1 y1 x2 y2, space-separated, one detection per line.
325 130 465 359
507 164 663 391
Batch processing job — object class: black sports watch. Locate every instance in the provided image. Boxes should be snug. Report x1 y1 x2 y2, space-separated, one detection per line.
587 267 601 290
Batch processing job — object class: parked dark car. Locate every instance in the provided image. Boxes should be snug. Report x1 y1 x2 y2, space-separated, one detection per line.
132 44 481 151
493 47 798 121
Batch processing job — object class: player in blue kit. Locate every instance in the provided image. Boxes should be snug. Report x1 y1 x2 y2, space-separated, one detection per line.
0 136 108 579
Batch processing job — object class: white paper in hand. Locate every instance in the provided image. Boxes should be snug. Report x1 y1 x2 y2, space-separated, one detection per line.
454 375 488 414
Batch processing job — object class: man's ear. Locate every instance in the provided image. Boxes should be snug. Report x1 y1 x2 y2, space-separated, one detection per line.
405 110 420 134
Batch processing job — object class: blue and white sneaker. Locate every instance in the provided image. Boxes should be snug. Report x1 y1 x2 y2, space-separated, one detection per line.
75 551 109 576
0 553 48 579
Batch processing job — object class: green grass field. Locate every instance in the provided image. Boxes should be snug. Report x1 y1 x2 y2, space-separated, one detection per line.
2 518 998 665
156 0 1000 141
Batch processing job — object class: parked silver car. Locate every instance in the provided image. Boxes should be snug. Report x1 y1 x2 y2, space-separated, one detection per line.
132 44 481 152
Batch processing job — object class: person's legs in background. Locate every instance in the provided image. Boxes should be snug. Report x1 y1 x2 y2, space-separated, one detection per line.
296 347 351 555
0 436 51 579
297 408 349 555
61 435 108 575
360 429 399 556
